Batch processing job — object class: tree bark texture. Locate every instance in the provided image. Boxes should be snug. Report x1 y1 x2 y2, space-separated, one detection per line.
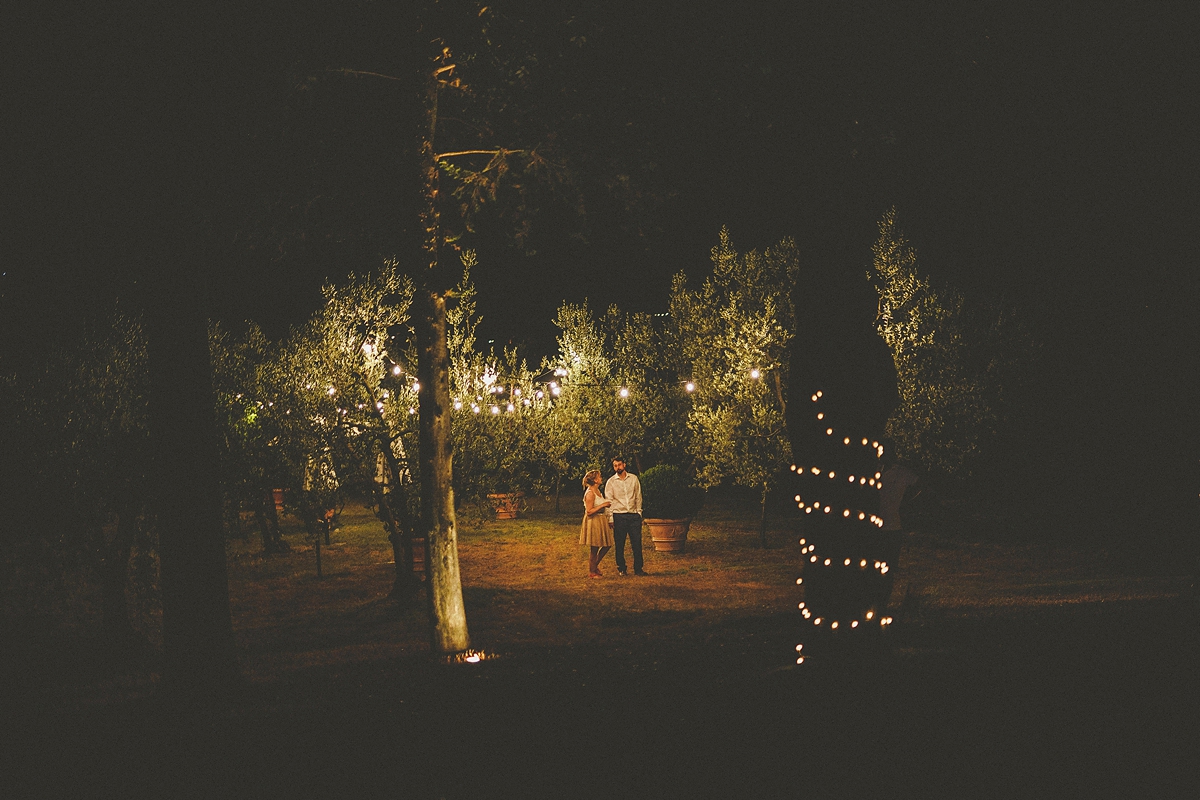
416 289 470 654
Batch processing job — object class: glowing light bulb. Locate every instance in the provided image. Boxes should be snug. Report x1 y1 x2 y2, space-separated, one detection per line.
490 405 500 415
506 403 515 412
465 654 481 663
790 465 797 471
858 512 865 520
798 603 805 609
794 495 802 502
824 506 831 513
816 391 822 398
799 539 806 545
851 621 858 628
811 394 818 402
551 386 561 396
750 368 760 379
393 366 402 376
376 401 384 410
842 509 850 517
826 428 833 435
685 381 695 392
872 441 879 448
843 437 850 444
860 478 866 485
810 556 817 563
618 387 629 398
811 467 820 475
823 558 831 566
828 471 836 478
536 390 544 399
866 611 873 620
862 438 869 445
797 578 803 584
814 618 822 625
848 475 855 482
831 621 839 630
869 479 876 487
454 400 463 410
412 382 421 392
797 657 805 664
875 472 881 479
805 507 812 514
844 559 851 566
817 412 824 419
860 560 867 567
472 405 480 414
327 387 336 396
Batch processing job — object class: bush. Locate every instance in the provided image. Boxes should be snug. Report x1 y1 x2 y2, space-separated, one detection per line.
640 465 703 519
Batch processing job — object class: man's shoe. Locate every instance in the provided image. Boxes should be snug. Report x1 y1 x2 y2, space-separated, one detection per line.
634 570 648 576
617 569 628 576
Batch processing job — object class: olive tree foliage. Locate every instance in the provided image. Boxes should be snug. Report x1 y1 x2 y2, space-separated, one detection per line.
669 228 798 544
209 321 292 553
872 209 1034 479
546 301 689 480
0 307 155 643
275 258 426 596
444 255 556 507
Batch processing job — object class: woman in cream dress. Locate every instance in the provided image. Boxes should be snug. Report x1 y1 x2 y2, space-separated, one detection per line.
580 469 614 578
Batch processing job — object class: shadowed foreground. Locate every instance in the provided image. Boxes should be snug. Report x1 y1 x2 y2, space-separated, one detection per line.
2 498 1196 797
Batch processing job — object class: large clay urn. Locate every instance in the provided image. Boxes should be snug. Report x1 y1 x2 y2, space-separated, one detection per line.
646 518 691 552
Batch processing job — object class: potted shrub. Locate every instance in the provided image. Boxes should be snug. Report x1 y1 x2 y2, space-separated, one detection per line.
641 465 704 552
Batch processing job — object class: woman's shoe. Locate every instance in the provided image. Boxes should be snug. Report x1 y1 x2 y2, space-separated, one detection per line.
588 571 602 578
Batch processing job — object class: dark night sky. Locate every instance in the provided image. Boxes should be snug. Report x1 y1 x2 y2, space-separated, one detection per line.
3 2 1197 531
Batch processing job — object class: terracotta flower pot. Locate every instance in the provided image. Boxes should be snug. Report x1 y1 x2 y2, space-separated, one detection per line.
646 518 691 552
487 492 524 520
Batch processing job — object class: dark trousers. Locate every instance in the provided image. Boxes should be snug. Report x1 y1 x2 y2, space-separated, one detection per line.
612 513 643 573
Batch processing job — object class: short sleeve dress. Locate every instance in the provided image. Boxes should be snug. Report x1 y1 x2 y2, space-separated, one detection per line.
579 488 615 546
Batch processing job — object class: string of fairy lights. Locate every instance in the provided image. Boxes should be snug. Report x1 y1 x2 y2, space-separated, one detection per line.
791 388 895 664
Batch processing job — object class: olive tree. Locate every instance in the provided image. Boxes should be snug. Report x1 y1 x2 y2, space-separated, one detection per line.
671 228 799 545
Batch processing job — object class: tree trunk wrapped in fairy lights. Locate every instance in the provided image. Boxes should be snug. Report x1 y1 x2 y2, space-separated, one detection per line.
788 220 900 664
790 388 895 661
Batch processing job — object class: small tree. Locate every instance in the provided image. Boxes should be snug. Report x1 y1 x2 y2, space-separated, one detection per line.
273 259 423 597
872 209 1034 481
672 228 799 545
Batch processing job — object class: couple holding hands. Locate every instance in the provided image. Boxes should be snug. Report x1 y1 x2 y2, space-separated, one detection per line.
579 457 645 578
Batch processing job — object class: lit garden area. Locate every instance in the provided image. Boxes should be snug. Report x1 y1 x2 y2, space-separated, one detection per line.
6 3 1197 796
4 495 1194 796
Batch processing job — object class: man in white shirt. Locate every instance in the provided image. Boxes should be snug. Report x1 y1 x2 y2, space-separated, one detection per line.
604 457 645 576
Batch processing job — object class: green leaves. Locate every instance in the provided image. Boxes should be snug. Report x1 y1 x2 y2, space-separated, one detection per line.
672 228 796 492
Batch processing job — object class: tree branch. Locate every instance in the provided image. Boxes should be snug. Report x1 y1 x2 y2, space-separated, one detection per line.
436 149 506 160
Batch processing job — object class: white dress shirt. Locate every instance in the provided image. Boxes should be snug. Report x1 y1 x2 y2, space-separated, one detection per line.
604 472 642 516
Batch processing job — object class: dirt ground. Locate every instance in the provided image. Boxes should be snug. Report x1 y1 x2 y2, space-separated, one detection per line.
3 496 1197 798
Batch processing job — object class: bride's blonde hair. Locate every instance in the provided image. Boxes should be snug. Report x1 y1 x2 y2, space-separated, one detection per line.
582 469 602 489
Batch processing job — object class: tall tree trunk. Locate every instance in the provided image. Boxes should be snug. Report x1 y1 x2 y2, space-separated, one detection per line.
148 268 237 691
413 58 469 655
554 473 562 514
417 289 470 654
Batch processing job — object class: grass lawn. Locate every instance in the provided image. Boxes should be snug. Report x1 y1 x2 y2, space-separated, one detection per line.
3 495 1197 798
